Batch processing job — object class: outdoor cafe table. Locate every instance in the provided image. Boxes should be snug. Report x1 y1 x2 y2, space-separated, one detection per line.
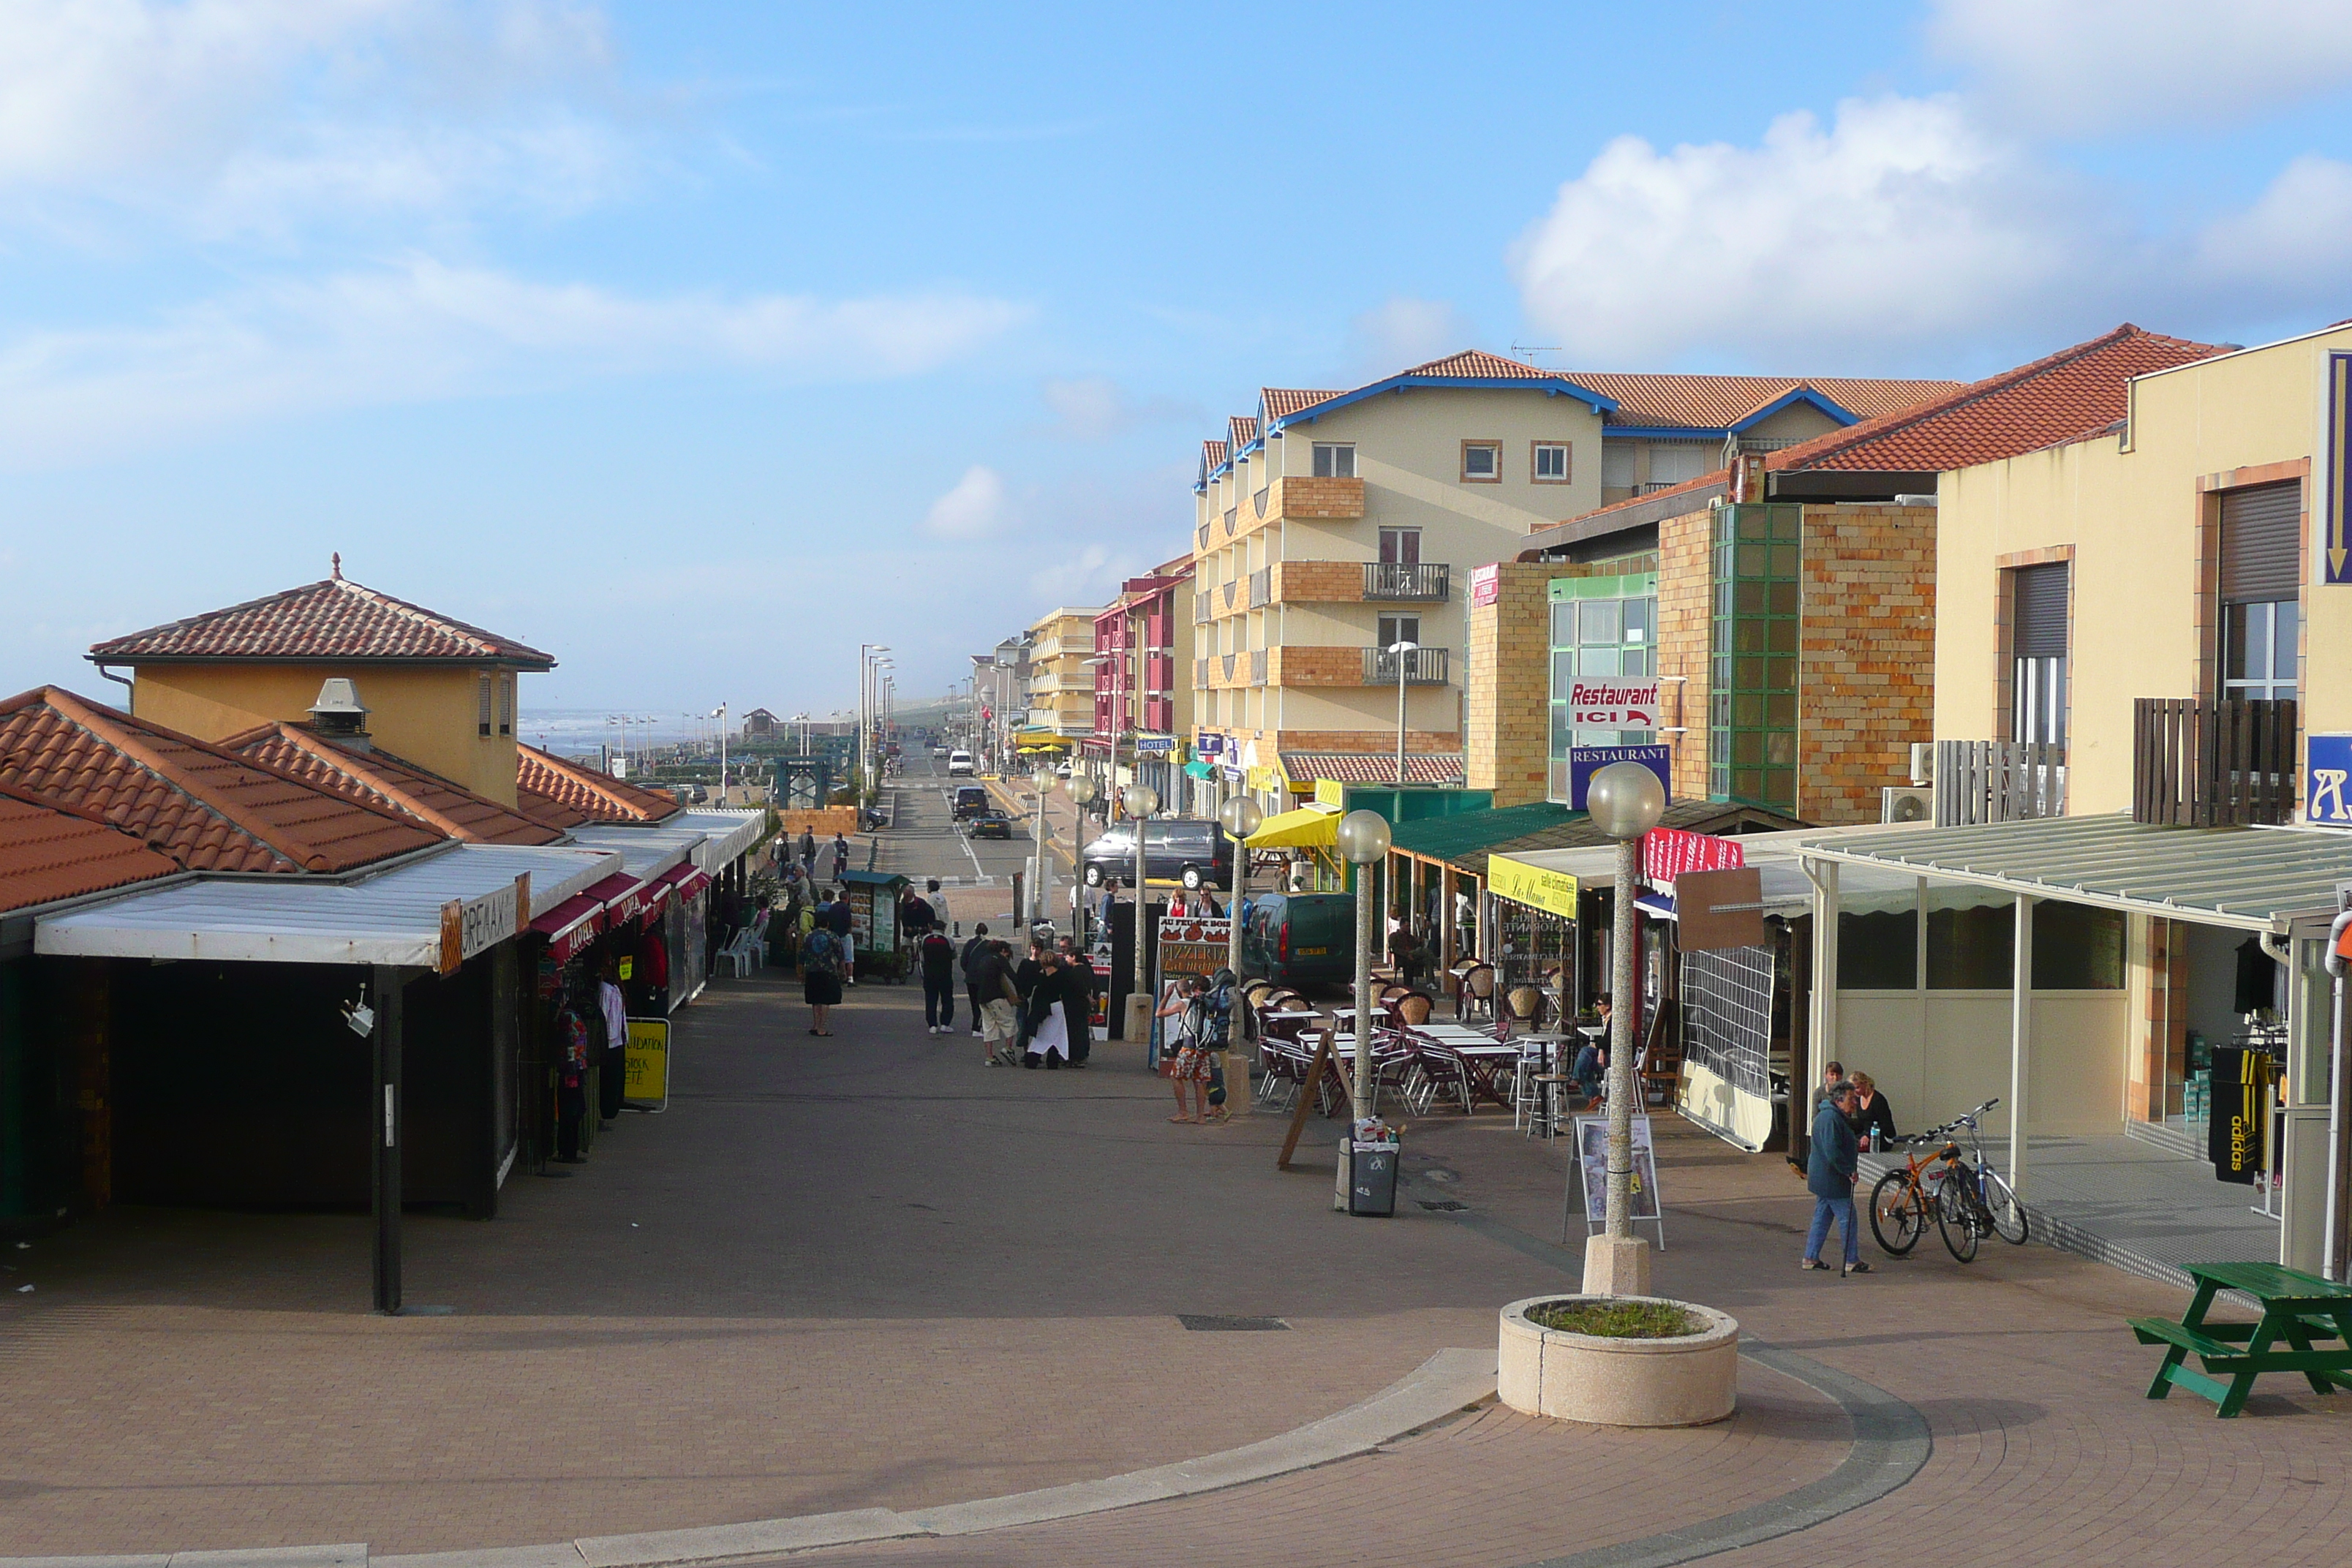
2129 1261 2352 1417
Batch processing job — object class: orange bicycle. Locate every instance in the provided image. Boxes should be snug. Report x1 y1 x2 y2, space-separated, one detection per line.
1867 1104 1979 1256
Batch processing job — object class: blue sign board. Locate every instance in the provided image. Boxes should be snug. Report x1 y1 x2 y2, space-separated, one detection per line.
2309 734 2352 827
1568 745 1673 813
1136 735 1175 755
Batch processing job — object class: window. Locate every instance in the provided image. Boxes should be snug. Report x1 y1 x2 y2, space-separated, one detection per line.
1460 440 1501 483
2031 903 2125 990
1532 442 1570 483
1601 443 1635 491
1312 442 1355 478
1378 528 1421 565
1707 504 1801 810
2010 562 2068 748
1839 908 1918 989
1377 614 1422 649
2219 481 2300 705
1926 888 2014 989
1649 442 1714 486
1546 571 1660 802
478 674 493 737
497 674 514 736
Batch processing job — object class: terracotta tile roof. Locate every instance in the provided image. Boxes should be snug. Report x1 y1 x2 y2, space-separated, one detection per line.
1201 440 1228 473
1226 415 1259 451
0 783 181 915
224 723 565 846
515 744 681 829
1562 372 1964 430
1398 349 1566 381
1771 324 2228 473
1262 387 1343 419
89 573 556 668
1280 750 1466 787
0 687 447 874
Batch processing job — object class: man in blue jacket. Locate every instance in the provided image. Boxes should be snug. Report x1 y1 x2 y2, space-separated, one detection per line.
1803 1080 1870 1275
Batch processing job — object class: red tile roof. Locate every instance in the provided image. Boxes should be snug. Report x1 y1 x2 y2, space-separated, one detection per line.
1771 324 2227 473
1226 415 1259 451
514 745 681 830
1281 750 1466 787
1201 440 1228 472
0 688 447 874
89 574 556 668
0 783 182 915
224 723 565 846
1398 349 1569 381
1563 372 1963 430
1262 387 1343 419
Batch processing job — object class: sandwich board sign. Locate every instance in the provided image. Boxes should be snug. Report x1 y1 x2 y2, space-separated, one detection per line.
1569 1114 1665 1249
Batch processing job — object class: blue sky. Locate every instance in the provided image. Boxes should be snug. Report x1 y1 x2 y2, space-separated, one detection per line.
4 0 2351 727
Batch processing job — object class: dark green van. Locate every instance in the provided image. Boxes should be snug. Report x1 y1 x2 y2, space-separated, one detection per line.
1238 892 1355 987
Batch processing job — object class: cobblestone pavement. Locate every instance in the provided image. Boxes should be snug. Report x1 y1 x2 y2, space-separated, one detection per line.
5 776 2352 1561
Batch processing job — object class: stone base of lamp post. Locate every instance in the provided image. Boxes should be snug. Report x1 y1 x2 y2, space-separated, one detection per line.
1580 1233 1653 1297
1123 991 1151 1048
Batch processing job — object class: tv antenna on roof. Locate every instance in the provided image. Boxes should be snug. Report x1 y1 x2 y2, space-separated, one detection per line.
1509 343 1562 363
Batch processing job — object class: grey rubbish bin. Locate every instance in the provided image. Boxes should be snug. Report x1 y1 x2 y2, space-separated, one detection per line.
1336 1135 1399 1218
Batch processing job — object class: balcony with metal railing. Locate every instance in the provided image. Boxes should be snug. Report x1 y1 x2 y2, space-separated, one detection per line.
1248 568 1270 609
1362 562 1450 601
1251 649 1267 685
2133 698 2298 826
1364 646 1450 685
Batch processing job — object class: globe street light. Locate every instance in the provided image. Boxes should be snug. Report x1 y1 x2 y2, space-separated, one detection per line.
1387 639 1418 788
1336 808 1392 1112
1584 760 1666 1297
1121 783 1160 1044
1216 794 1263 983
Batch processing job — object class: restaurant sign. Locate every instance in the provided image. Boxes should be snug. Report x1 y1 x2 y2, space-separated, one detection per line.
1469 564 1501 607
1488 853 1578 921
1565 678 1659 729
1568 745 1672 813
1645 827 1743 883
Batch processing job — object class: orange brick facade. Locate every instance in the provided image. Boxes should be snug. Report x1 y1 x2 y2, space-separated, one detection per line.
1793 503 1937 824
1656 507 1714 804
1270 560 1362 603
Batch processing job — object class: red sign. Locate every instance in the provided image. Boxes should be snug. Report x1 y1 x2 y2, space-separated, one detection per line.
1644 827 1744 884
1470 565 1501 607
1567 679 1659 728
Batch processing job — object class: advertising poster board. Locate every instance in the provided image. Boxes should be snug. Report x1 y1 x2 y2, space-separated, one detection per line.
1569 745 1673 811
1571 1115 1664 1245
2208 1045 2273 1185
624 1017 671 1111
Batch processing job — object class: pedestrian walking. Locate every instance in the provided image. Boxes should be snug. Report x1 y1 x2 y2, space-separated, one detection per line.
925 877 950 930
800 922 843 1035
960 921 994 1038
1802 1081 1868 1275
1156 974 1212 1122
825 886 856 982
829 832 851 883
1058 936 1096 1067
597 963 628 1128
1022 948 1079 1068
969 938 1022 1066
1013 937 1047 1056
799 826 817 872
919 926 958 1033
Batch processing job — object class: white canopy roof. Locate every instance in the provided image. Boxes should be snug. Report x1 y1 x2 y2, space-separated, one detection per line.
34 843 618 968
1490 823 1920 913
567 810 764 881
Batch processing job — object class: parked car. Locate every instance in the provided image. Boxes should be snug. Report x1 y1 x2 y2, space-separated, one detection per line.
947 750 975 776
1237 892 1355 987
952 784 991 821
1080 818 1232 891
966 810 1015 840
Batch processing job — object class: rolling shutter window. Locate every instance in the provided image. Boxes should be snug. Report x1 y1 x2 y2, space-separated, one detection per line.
2220 482 2301 603
2012 562 2068 660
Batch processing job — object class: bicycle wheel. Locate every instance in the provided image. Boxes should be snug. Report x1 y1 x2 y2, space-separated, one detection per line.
1937 1180 1981 1263
1869 1169 1926 1255
1982 1168 2029 1245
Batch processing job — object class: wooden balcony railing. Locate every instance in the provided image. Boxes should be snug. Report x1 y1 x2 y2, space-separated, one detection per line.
2133 698 2298 826
1934 740 2066 827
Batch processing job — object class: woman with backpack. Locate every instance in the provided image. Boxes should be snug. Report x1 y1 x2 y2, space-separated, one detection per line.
1156 974 1213 1123
801 920 843 1036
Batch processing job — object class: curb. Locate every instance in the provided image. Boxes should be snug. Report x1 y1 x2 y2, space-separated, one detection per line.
4 1349 1499 1568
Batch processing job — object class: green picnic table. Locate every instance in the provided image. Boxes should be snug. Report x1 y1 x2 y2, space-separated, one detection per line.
2129 1260 2352 1417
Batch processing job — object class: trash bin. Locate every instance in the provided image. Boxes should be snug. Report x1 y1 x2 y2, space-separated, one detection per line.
1336 1131 1400 1218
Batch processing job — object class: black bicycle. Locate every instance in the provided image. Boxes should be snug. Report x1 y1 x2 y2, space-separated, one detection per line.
1932 1098 2029 1262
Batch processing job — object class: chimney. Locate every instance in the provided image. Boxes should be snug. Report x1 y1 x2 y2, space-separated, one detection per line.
308 678 373 750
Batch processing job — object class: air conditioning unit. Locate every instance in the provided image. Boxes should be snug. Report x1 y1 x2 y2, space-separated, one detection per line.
1882 786 1933 824
1909 742 1934 787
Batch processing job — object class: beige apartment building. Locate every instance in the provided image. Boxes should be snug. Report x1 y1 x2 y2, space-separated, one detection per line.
1189 349 1957 804
1024 606 1103 742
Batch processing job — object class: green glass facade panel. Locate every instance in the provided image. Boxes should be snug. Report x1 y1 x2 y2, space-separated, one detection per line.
1709 503 1801 813
1547 570 1661 804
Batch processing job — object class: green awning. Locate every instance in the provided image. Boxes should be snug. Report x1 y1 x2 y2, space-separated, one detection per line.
1387 802 1579 865
1389 799 1811 878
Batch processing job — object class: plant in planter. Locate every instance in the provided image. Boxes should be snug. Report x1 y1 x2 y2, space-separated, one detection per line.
1498 1294 1737 1428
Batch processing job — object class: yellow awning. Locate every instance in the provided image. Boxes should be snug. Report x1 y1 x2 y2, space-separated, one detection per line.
1245 805 1340 848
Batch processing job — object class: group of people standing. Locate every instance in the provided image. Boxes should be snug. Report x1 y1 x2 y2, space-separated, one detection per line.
924 921 1098 1069
1801 1059 1899 1275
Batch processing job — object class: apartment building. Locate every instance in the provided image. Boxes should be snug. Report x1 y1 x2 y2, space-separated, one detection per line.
1083 554 1194 804
1024 606 1103 744
1189 349 1957 812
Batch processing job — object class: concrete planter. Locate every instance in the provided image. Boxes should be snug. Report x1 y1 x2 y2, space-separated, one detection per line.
1497 1295 1738 1428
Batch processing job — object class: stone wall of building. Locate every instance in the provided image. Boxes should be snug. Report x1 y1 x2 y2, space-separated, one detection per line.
1796 503 1937 825
1654 503 1716 804
1466 562 1577 807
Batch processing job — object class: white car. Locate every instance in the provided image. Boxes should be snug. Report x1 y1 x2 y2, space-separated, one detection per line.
947 750 974 776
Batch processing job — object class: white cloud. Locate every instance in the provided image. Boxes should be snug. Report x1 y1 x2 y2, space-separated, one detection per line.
921 465 1016 540
1037 375 1196 440
0 0 630 229
1028 543 1137 606
1930 0 2352 132
1349 296 1477 375
1509 91 2352 371
0 257 1031 464
1511 96 2108 366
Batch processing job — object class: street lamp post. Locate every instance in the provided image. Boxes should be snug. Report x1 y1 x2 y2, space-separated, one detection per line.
1387 639 1417 787
1583 761 1666 1297
710 704 728 804
1335 809 1392 1112
1068 774 1100 942
1217 796 1262 980
1121 783 1159 1044
1030 766 1056 925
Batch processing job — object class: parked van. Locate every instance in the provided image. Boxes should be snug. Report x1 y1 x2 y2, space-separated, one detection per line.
1239 892 1354 987
952 784 990 820
947 750 974 776
1080 818 1232 890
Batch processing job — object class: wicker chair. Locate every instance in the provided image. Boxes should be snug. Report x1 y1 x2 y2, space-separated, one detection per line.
1501 985 1548 1035
1458 963 1496 1023
1395 992 1436 1027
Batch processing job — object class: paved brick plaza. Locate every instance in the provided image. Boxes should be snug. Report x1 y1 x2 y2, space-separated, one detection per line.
4 950 2351 1563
